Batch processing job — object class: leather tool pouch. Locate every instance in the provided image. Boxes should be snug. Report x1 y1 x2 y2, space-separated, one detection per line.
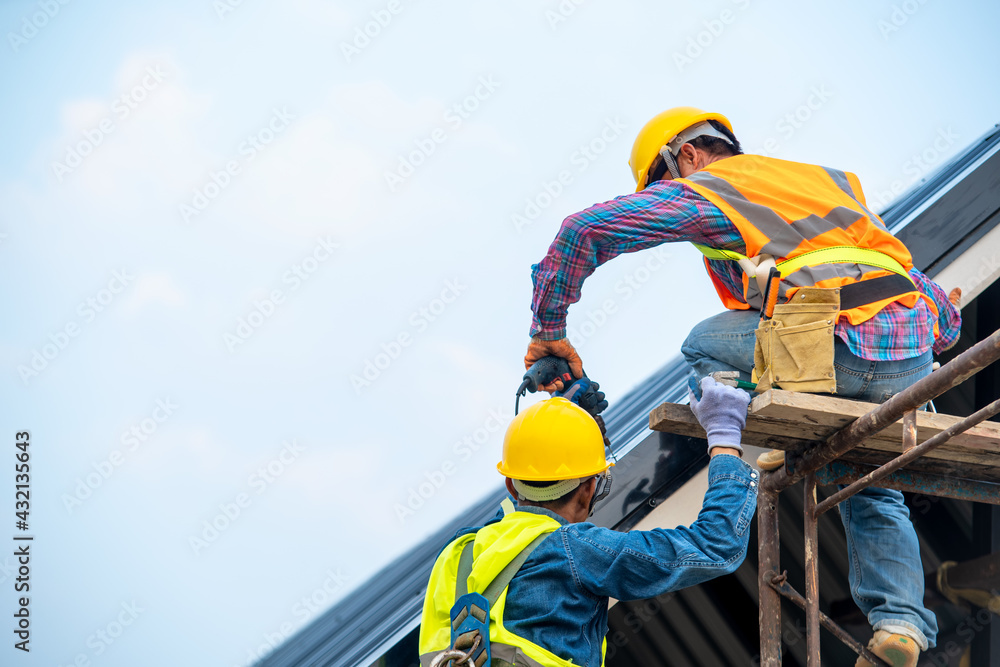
752 287 839 393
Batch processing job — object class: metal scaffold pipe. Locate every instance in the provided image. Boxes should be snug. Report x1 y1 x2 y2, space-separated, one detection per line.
814 397 1000 515
762 327 1000 493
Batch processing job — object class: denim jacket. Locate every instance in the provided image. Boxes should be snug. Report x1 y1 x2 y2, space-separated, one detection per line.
463 454 758 667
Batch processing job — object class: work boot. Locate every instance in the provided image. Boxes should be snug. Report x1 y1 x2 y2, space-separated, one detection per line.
855 630 920 667
756 449 785 471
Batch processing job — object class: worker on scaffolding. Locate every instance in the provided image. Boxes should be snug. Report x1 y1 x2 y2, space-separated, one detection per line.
420 378 756 667
523 107 962 666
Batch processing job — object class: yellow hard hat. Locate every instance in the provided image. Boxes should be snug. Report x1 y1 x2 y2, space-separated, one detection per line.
497 397 613 481
628 106 733 192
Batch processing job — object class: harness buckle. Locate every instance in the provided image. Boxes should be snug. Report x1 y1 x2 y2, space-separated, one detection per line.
444 592 491 667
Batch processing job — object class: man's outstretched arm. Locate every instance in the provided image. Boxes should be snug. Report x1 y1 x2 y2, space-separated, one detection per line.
561 378 757 600
529 181 737 341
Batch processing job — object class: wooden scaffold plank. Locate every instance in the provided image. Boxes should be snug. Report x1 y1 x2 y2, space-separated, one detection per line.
649 390 1000 483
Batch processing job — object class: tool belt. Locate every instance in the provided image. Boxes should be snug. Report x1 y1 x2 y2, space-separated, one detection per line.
752 274 916 394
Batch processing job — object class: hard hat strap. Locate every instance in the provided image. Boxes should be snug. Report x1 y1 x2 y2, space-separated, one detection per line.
666 121 733 155
657 121 734 181
588 470 612 517
658 147 681 180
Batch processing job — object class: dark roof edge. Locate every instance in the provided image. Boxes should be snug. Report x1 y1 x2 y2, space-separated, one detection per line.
882 123 1000 233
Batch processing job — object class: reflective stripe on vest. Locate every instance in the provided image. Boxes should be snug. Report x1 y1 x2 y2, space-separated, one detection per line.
419 511 591 667
678 155 938 327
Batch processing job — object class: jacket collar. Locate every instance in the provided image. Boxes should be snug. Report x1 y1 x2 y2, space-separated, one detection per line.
515 505 569 526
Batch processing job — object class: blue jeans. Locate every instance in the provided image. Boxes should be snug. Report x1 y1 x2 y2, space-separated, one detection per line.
681 309 938 649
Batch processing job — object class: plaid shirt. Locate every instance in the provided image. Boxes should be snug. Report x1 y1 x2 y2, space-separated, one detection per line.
530 180 961 361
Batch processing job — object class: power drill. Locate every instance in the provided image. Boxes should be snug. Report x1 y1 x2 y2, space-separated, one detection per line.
516 356 608 417
516 355 613 458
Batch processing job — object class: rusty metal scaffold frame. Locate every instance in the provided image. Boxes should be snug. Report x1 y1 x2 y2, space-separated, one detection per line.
757 328 1000 667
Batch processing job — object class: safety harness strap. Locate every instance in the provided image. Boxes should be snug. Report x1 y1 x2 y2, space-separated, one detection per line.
454 532 551 607
482 533 549 606
691 243 751 264
775 246 913 281
691 243 914 282
454 540 475 601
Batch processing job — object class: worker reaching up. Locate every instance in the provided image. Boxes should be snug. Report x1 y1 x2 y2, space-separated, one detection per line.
420 378 756 667
523 107 962 666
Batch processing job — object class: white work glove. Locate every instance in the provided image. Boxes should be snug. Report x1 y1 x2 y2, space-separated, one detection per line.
688 376 751 454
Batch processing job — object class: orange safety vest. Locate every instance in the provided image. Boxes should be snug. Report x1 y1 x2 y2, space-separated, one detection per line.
677 154 939 329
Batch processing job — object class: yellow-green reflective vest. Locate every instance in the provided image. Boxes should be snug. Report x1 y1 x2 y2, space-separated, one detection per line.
419 510 602 667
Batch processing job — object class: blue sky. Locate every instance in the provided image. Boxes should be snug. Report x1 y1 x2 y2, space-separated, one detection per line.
1 1 998 665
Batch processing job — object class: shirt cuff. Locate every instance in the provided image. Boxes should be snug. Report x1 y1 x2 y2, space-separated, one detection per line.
708 453 758 481
529 325 567 341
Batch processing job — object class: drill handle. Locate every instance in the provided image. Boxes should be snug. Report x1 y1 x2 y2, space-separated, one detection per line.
522 355 575 393
518 355 607 418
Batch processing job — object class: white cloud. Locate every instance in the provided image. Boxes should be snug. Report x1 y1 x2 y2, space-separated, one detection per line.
46 54 214 213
